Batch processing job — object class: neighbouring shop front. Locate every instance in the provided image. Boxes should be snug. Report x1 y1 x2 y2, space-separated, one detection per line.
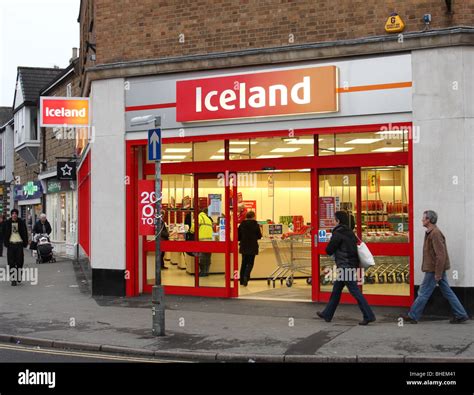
14 181 43 237
45 178 78 257
108 52 415 306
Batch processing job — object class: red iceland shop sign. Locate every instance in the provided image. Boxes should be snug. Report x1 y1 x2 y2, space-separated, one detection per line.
176 66 339 122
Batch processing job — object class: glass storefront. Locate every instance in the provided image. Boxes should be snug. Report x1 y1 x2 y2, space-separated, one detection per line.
130 124 413 305
46 180 77 256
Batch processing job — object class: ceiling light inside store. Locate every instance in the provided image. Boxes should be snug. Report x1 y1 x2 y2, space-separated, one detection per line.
371 147 404 152
375 130 407 135
165 148 192 153
162 160 182 163
162 155 186 159
218 148 247 153
257 155 284 159
210 155 225 160
229 141 258 145
326 147 354 153
284 138 314 144
298 168 311 172
270 148 301 153
345 138 384 144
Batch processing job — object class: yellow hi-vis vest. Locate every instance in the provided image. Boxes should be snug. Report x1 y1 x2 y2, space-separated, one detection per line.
190 212 213 240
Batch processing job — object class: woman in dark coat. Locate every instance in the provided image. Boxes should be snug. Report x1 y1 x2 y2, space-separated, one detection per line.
316 211 376 325
238 211 262 286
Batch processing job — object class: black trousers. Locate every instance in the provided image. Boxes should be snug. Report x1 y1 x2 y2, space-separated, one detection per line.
0 238 3 257
160 251 166 267
240 254 256 285
199 253 212 275
7 243 24 282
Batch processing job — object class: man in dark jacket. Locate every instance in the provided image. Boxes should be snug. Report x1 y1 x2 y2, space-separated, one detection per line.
316 211 376 325
238 211 262 286
4 209 29 286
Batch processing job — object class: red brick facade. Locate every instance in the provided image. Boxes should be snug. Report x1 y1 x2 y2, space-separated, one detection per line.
86 0 474 65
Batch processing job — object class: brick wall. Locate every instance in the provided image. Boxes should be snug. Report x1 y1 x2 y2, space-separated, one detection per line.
14 152 37 185
90 0 474 65
79 0 96 91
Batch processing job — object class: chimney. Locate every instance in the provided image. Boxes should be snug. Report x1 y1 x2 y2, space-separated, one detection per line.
70 47 79 63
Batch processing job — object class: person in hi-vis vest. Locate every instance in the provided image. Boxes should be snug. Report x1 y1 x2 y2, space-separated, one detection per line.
191 208 213 277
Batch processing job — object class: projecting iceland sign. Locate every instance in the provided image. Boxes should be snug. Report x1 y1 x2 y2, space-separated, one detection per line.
40 97 89 127
176 66 338 122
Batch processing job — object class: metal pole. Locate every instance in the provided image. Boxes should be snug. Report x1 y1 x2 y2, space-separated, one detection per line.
152 128 165 336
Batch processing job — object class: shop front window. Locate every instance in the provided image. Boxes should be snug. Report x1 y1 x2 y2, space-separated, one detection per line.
159 142 192 163
362 256 410 296
193 140 225 162
60 193 67 242
319 130 408 156
230 136 314 160
360 166 409 243
318 172 357 294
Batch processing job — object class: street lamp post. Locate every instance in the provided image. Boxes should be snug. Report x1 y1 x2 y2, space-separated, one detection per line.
152 132 165 336
130 115 165 336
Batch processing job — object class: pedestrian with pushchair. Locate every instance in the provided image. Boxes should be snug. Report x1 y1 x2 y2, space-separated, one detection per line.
3 209 29 286
33 213 52 236
31 213 52 252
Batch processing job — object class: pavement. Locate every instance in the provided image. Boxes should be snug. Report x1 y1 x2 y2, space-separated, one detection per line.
0 252 473 363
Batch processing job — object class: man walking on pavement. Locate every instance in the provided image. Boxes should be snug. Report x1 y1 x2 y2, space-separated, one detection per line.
4 209 29 286
400 210 470 324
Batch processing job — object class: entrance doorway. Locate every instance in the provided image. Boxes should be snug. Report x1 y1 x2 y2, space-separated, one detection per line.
235 169 313 301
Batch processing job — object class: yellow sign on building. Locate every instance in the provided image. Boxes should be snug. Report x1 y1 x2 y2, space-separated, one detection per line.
385 14 405 33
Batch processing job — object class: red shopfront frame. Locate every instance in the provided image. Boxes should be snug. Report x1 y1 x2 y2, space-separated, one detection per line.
125 122 414 307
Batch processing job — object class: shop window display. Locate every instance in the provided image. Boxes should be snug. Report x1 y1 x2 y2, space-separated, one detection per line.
145 173 230 289
360 166 409 243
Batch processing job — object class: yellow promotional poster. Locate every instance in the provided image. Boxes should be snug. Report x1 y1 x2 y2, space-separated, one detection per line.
368 171 381 193
385 14 405 33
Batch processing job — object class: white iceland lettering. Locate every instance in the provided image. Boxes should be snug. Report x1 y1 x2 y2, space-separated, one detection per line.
195 76 311 113
45 107 86 118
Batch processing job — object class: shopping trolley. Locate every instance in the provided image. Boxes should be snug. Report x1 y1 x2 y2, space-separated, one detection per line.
268 228 312 288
